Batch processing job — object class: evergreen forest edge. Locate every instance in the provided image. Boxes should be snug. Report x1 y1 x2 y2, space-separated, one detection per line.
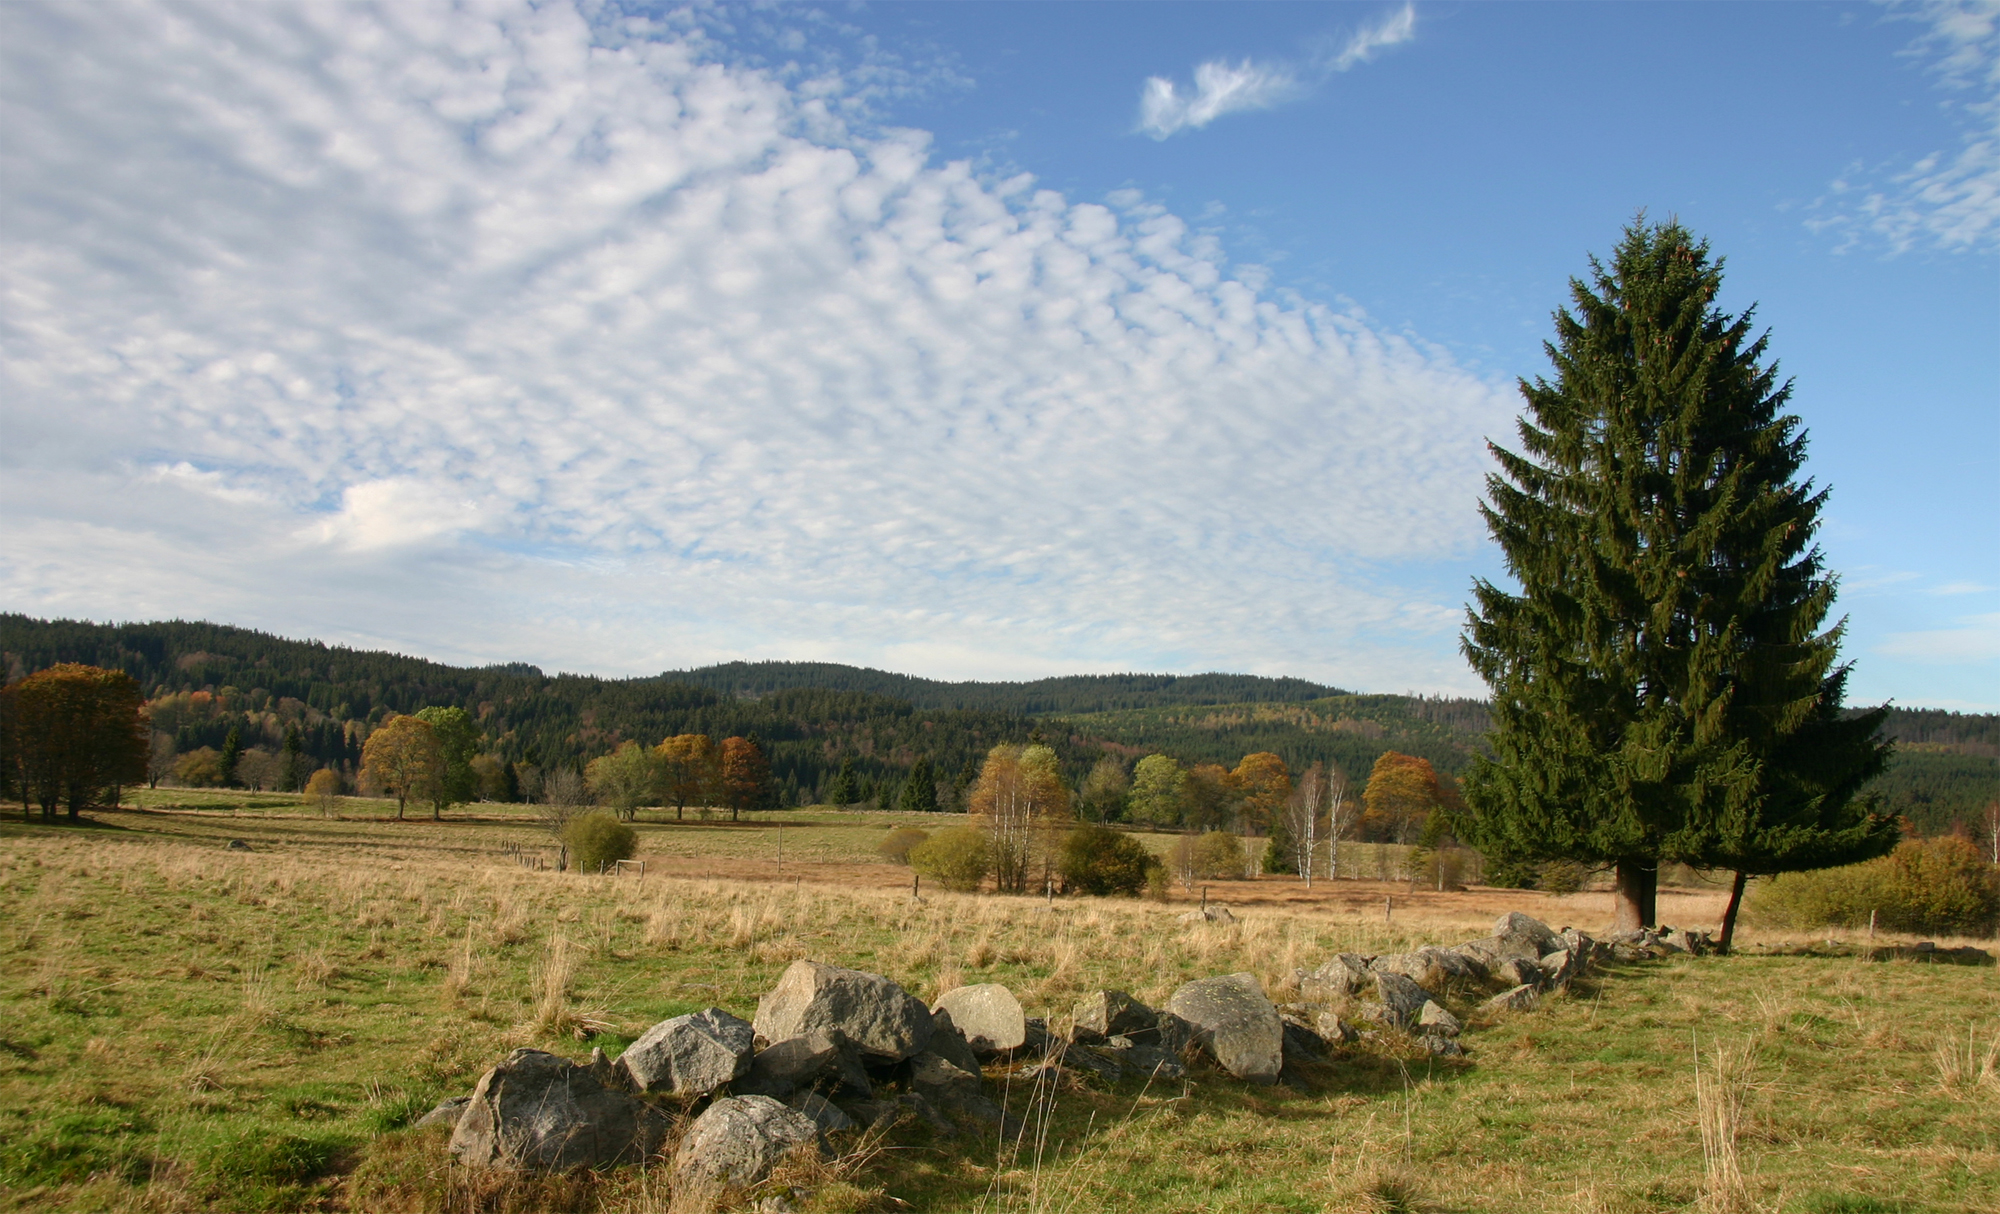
3 613 1991 838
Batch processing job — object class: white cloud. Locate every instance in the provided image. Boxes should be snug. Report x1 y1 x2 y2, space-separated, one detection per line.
1878 612 2000 663
1809 0 2000 252
0 0 1507 692
1139 60 1299 139
1137 4 1416 139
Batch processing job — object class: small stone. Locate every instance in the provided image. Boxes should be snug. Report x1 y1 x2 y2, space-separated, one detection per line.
1420 1034 1466 1057
1177 905 1237 924
414 1096 469 1129
1481 984 1541 1014
225 839 251 851
1070 990 1158 1041
786 1090 856 1137
1416 1002 1461 1038
1313 1010 1358 1043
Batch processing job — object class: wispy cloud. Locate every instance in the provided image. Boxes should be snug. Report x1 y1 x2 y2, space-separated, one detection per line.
1138 4 1416 139
1808 0 2000 252
0 0 1503 691
1878 612 2000 663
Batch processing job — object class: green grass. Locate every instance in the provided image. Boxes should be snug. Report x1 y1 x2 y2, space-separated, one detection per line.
0 797 1994 1212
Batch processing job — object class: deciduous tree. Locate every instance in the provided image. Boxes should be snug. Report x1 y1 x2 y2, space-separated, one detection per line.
1078 756 1130 823
655 734 719 820
1361 752 1440 844
414 706 480 811
969 743 1070 893
719 734 770 822
5 664 149 819
1461 219 1898 933
586 740 659 821
1128 754 1185 827
359 714 444 820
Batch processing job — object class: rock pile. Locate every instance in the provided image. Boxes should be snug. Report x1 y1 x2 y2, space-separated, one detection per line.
439 910 1676 1194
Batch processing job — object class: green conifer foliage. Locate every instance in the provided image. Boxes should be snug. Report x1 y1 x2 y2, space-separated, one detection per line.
1460 220 1898 934
899 758 938 813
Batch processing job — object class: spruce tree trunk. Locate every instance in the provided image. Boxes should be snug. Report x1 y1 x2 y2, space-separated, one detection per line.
1716 870 1748 955
1612 859 1657 932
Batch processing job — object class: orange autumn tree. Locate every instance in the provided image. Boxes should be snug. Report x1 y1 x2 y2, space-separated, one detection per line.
1361 751 1444 844
654 733 720 820
4 663 149 820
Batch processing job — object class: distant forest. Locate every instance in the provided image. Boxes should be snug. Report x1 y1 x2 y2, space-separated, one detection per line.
4 614 1993 834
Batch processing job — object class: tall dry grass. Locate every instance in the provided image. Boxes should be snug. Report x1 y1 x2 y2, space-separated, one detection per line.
1694 1035 1758 1214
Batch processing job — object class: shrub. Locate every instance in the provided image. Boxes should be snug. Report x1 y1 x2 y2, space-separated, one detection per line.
1191 830 1246 880
1058 825 1156 896
876 827 930 866
909 825 991 892
175 747 223 788
563 812 637 874
1750 837 2000 937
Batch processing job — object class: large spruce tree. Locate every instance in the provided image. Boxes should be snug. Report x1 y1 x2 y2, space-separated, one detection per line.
1460 220 1898 936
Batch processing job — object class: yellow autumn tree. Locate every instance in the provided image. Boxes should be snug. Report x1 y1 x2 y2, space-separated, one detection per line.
969 743 1070 893
359 714 444 820
1361 751 1442 844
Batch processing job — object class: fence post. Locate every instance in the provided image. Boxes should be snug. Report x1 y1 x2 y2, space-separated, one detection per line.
1385 896 1392 924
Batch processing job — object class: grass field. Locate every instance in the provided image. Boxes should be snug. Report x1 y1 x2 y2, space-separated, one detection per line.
1 794 1994 1213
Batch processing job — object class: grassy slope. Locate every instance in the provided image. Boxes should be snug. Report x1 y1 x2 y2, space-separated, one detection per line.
0 796 1993 1213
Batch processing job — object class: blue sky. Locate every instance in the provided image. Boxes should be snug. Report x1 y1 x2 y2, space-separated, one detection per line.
2 1 1995 708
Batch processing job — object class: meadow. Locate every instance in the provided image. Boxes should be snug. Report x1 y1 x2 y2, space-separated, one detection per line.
0 793 1993 1213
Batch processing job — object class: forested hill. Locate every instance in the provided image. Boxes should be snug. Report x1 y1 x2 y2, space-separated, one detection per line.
3 614 1993 833
668 661 1348 715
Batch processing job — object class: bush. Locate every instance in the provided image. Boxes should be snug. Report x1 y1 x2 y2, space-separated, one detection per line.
909 825 991 892
175 746 223 788
563 812 637 874
1750 837 2000 937
1191 830 1246 880
876 827 930 866
1058 825 1156 896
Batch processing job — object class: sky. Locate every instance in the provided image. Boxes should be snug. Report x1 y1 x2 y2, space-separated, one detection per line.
1 1 1995 709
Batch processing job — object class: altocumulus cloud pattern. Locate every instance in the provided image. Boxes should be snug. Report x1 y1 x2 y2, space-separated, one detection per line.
0 1 1511 688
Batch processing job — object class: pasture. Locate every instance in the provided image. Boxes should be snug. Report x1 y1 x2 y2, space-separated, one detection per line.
0 794 1993 1213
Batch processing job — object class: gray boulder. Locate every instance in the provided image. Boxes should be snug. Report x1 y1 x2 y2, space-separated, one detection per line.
925 1010 984 1075
1495 957 1544 989
1481 984 1541 1014
1538 948 1584 988
1490 911 1562 961
933 984 1025 1056
1313 1010 1358 1044
1100 1036 1186 1080
415 1096 469 1129
619 1007 754 1097
735 1032 868 1100
1280 1020 1331 1062
786 1090 856 1137
1421 1035 1466 1057
1370 972 1437 1030
1298 954 1373 1002
1177 905 1237 924
1417 1002 1462 1038
1373 948 1483 992
753 961 933 1063
450 1049 667 1172
675 1095 819 1188
1070 990 1158 1041
1167 973 1283 1085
